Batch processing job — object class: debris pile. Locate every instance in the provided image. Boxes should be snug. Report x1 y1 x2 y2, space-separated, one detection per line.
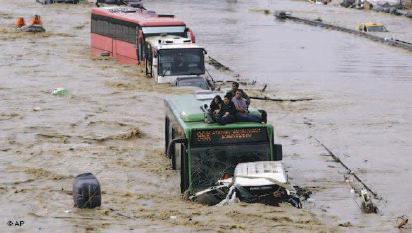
360 189 377 213
397 215 410 229
340 0 409 16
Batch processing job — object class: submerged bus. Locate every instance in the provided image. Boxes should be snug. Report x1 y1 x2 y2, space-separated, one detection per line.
144 35 206 84
164 93 283 195
90 6 206 84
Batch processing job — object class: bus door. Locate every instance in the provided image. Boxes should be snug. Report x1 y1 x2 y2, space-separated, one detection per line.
170 127 182 170
137 27 144 64
145 44 153 77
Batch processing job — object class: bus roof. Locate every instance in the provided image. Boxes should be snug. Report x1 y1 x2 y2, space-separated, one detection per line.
91 6 186 27
164 94 271 131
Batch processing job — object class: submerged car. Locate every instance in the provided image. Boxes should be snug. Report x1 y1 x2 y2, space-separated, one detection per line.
190 161 302 208
356 23 388 32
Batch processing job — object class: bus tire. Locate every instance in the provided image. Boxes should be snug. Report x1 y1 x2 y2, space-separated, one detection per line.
172 145 182 170
165 117 169 156
171 152 176 170
182 190 190 200
180 152 189 193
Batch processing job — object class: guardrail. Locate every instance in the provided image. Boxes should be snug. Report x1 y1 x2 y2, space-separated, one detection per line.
274 11 412 52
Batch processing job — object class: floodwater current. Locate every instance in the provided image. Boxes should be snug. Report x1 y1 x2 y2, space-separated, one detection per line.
148 0 412 231
0 0 411 232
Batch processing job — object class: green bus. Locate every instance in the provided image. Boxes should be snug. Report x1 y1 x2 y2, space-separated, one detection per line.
164 93 283 195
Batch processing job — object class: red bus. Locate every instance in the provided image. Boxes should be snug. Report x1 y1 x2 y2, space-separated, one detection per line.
91 6 196 64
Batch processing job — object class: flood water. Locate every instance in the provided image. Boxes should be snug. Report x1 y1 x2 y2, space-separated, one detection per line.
0 0 411 232
148 0 412 231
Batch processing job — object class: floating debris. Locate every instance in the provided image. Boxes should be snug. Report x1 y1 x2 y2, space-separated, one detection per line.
51 88 69 96
360 189 377 214
250 96 313 102
207 57 231 71
338 221 353 227
397 215 409 229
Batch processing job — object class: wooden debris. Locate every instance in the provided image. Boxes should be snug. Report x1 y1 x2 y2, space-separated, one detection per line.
207 57 231 71
250 96 313 102
360 189 377 213
397 215 409 229
338 221 352 227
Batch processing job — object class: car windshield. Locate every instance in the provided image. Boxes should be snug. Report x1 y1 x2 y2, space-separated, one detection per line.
176 78 209 90
158 48 205 76
190 144 270 192
367 26 386 32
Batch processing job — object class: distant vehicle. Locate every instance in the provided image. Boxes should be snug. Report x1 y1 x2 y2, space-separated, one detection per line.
356 23 388 32
37 0 79 4
308 0 328 5
90 6 203 84
175 77 210 90
96 0 143 7
164 93 283 196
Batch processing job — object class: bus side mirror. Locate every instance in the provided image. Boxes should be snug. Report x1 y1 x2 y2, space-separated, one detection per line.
273 144 283 161
167 138 187 158
187 28 196 43
203 49 207 55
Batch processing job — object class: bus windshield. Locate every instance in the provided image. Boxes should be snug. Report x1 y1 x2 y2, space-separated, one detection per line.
158 48 205 76
190 144 270 192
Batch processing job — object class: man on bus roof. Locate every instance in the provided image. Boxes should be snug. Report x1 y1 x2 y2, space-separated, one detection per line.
226 82 250 106
232 90 262 123
215 94 237 125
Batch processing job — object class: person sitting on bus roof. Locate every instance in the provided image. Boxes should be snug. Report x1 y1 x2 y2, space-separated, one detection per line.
215 94 236 125
210 95 222 113
232 90 262 123
205 95 223 123
226 82 250 106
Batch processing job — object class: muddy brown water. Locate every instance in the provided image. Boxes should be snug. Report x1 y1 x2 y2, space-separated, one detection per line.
0 0 411 232
148 0 412 232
